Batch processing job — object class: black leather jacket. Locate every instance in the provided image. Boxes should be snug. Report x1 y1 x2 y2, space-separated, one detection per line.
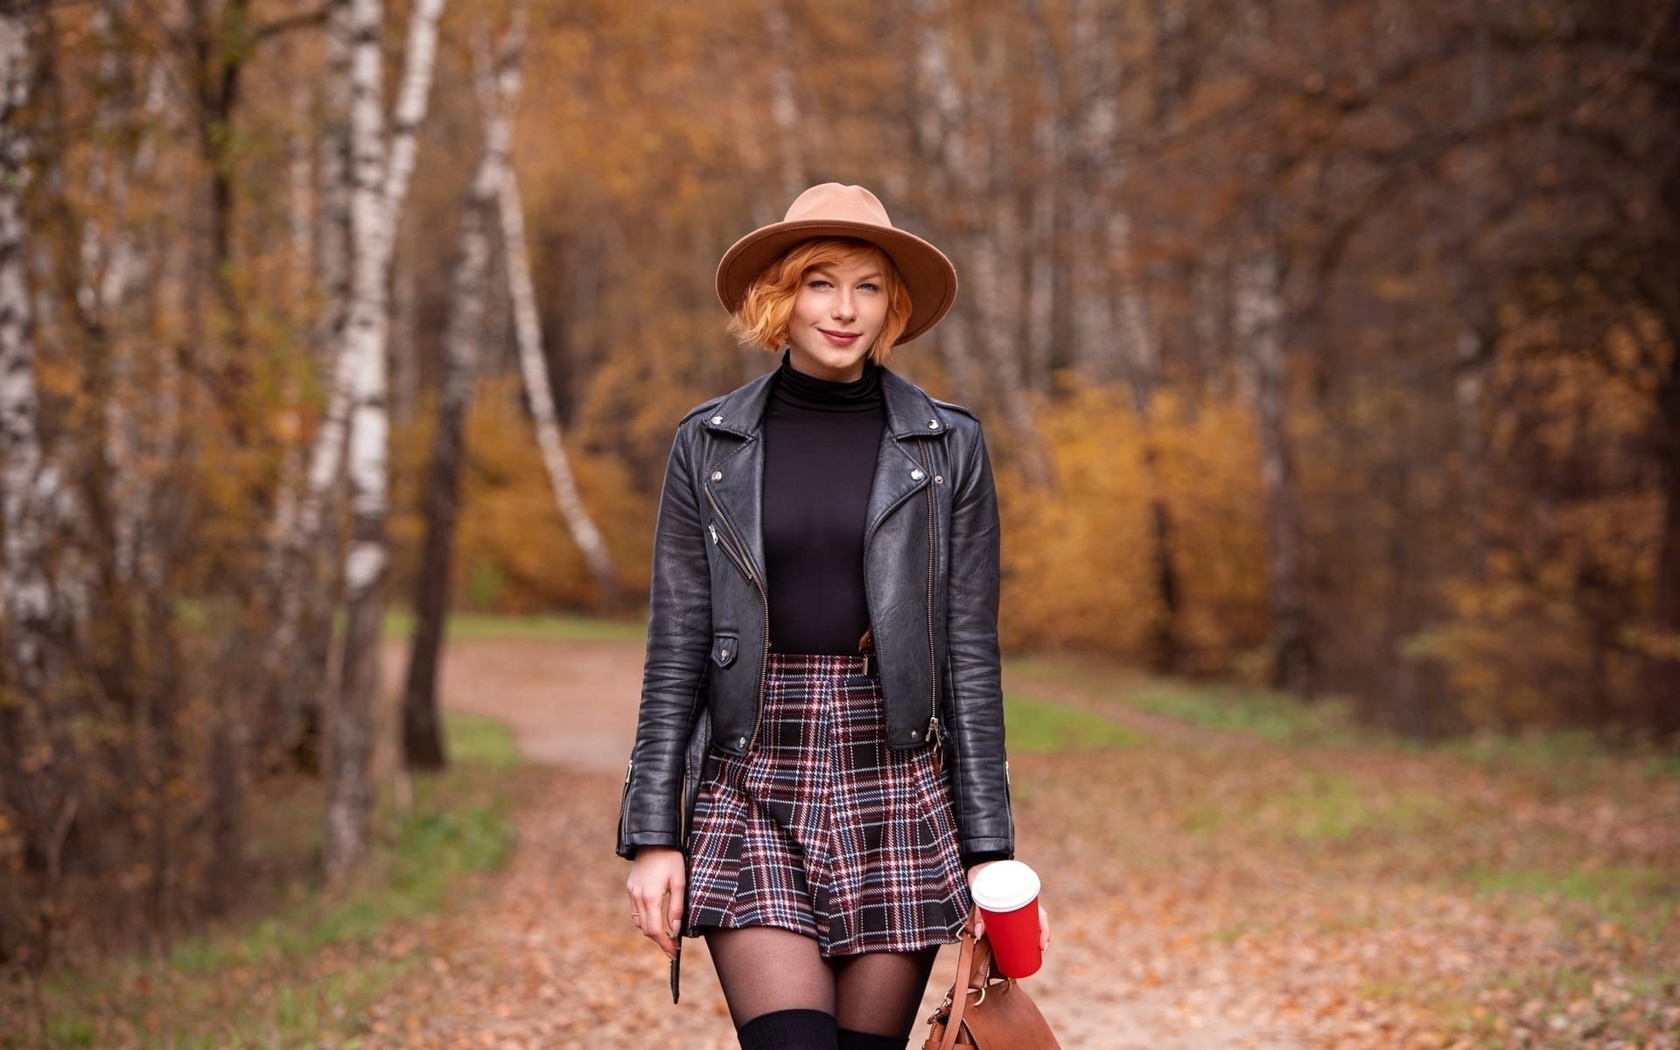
615 366 1014 865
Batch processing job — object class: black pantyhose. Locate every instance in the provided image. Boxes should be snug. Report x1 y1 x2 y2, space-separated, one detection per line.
707 928 837 1029
832 948 941 1039
705 928 941 1047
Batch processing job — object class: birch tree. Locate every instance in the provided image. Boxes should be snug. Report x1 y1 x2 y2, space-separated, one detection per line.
402 19 523 771
263 0 353 766
0 3 57 877
498 118 620 607
1235 227 1314 695
325 0 447 884
909 0 1050 486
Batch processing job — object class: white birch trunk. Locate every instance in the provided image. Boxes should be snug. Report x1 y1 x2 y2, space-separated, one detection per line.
403 20 521 771
0 6 66 873
0 9 52 698
1236 239 1312 694
1068 0 1119 382
325 0 448 885
497 164 620 603
265 0 354 759
911 1 1048 484
761 0 805 204
84 1 155 584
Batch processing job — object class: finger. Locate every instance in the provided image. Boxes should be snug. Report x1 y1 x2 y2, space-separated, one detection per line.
631 887 662 937
666 884 685 939
1039 904 1051 951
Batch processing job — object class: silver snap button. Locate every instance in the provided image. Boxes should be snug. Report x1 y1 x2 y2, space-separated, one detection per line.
711 415 724 425
928 419 940 429
911 729 921 739
719 649 729 660
934 475 944 484
911 468 925 480
711 470 723 482
737 736 747 747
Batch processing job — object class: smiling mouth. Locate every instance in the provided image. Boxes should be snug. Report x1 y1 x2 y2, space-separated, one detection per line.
820 329 862 344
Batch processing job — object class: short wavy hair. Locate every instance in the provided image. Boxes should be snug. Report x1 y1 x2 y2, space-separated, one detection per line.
727 238 915 365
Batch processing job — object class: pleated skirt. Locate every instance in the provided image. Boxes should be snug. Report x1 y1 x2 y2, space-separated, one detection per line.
684 652 970 957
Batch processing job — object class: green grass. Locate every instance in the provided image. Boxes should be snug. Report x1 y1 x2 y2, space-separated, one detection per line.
1469 862 1678 908
1123 679 1361 744
1004 693 1147 752
4 710 521 1050
381 609 646 643
1179 767 1449 845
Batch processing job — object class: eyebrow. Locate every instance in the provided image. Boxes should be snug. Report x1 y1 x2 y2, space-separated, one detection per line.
807 266 884 281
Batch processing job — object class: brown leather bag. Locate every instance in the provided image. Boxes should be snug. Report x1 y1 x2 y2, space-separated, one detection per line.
922 916 1062 1050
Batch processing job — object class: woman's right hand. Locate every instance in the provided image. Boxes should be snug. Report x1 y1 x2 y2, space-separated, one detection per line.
626 846 687 959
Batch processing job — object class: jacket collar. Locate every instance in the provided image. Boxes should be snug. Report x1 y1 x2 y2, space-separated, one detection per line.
701 364 949 441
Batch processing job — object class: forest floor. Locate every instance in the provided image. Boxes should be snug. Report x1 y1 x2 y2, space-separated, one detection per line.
8 632 1676 1049
349 636 1680 1050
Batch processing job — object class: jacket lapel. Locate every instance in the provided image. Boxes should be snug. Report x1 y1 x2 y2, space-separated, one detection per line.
866 371 944 540
701 371 775 580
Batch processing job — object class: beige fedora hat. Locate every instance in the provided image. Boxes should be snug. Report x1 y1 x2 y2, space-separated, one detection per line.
715 183 958 345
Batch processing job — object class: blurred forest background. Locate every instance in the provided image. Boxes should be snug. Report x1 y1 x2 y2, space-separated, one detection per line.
0 0 1676 974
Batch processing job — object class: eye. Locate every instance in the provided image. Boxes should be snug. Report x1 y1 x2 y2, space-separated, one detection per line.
859 281 882 293
806 279 833 290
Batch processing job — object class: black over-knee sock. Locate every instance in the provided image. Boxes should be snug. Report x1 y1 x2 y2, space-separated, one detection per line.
837 1029 909 1050
737 1008 839 1050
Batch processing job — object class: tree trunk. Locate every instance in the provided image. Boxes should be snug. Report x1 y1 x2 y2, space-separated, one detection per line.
0 5 56 872
264 0 355 771
402 20 523 772
325 0 448 886
498 161 620 607
1236 233 1315 696
761 0 806 204
909 0 1051 486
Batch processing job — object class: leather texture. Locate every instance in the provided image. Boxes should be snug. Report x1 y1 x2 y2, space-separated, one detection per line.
923 917 1061 1049
616 367 1014 865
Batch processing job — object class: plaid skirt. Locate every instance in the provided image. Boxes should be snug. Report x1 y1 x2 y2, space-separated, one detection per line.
684 652 970 957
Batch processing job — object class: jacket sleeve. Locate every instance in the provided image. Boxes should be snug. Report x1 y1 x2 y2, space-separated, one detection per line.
943 422 1015 863
616 424 712 859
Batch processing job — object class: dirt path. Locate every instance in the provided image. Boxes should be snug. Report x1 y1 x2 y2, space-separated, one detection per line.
368 638 1312 1049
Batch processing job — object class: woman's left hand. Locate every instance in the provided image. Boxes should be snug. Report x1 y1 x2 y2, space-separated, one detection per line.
965 862 1051 952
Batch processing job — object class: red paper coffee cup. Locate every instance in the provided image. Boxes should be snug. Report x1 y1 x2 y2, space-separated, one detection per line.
971 860 1042 978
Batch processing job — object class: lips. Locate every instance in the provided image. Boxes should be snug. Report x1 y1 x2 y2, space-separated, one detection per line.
820 329 861 347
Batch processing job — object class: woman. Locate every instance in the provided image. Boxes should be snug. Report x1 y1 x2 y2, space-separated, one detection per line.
617 183 1046 1050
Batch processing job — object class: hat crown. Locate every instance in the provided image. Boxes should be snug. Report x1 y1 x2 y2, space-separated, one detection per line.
783 183 893 229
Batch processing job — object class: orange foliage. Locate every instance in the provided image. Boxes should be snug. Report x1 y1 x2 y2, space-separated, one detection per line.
389 376 654 616
1001 383 1270 672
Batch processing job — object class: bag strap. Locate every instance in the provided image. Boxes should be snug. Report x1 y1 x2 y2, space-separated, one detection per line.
936 913 996 1050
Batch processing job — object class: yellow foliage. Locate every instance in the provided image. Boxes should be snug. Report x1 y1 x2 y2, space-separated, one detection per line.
1000 383 1270 671
389 376 652 616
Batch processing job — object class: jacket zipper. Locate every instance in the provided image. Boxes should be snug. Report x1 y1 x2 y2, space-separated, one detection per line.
916 442 942 772
617 759 633 849
705 488 770 753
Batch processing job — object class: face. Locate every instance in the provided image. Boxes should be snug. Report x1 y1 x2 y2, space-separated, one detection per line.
784 255 889 383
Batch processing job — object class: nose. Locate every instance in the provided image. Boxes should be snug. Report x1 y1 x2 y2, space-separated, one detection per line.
831 290 856 321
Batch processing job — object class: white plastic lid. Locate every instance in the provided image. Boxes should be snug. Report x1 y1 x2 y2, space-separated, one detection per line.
970 860 1041 912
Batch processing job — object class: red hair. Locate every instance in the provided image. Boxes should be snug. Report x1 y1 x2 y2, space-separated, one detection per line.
728 238 914 365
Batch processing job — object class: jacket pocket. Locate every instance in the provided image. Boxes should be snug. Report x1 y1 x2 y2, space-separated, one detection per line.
710 631 739 668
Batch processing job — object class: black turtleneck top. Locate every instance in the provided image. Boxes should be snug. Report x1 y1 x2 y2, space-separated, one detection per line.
761 355 885 654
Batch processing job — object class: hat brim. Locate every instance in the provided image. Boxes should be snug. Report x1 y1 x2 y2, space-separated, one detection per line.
715 219 958 346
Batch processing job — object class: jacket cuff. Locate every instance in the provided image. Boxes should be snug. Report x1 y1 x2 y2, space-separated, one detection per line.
960 849 1014 869
616 831 683 862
